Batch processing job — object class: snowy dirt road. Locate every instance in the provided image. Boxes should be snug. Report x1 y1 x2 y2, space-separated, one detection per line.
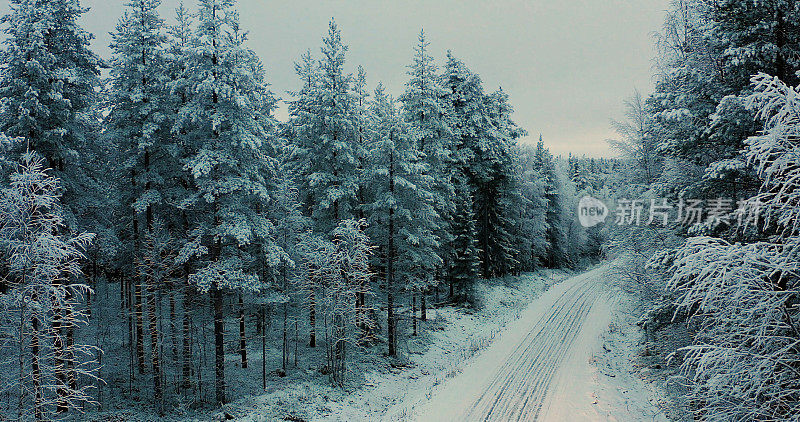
412 265 666 422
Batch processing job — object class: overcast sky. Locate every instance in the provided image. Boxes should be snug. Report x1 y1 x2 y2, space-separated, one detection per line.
3 0 669 157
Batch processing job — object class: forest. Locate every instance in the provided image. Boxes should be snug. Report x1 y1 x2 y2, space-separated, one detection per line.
1 0 800 421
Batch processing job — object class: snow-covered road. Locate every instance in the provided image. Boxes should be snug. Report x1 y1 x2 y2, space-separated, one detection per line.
412 265 666 421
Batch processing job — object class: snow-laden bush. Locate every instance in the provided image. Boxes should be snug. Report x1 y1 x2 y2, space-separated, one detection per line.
659 74 800 421
0 152 100 420
298 219 375 387
668 237 800 420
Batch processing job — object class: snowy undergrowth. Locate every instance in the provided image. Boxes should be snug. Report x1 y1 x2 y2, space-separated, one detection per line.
593 290 683 422
219 270 568 422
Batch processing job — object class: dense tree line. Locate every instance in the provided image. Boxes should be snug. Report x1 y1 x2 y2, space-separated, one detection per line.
0 0 586 418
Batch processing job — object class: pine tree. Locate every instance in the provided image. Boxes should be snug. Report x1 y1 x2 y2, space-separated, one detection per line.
174 0 280 405
287 49 321 347
295 19 359 235
351 65 372 329
651 0 800 202
0 0 104 232
366 84 440 355
164 1 198 392
399 30 453 305
106 0 174 405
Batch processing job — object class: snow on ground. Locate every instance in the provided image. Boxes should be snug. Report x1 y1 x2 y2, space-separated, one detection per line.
411 264 668 422
225 269 568 421
542 281 669 422
86 264 669 422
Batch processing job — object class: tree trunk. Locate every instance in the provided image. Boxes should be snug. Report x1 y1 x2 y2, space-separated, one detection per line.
412 294 417 336
387 147 396 357
182 282 193 390
309 292 316 347
135 279 146 374
31 314 42 421
170 290 178 362
65 303 76 392
148 272 162 412
449 274 454 299
262 304 267 390
54 293 67 413
212 287 226 406
421 294 427 321
238 294 248 369
282 300 288 370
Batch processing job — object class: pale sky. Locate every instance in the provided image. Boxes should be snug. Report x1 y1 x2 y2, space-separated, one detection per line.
1 0 668 157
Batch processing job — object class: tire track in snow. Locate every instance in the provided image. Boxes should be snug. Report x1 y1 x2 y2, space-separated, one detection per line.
417 271 605 422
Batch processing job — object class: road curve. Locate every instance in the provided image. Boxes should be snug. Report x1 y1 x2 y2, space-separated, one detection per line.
413 267 609 422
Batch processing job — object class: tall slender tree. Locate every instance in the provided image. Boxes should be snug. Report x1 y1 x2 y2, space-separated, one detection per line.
297 19 359 235
367 84 440 355
107 1 174 406
399 30 453 307
175 0 280 405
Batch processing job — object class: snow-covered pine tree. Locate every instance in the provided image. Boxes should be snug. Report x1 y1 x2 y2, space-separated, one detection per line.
106 0 175 404
535 136 569 268
651 0 800 204
366 84 440 355
174 0 280 405
289 21 360 351
164 1 198 393
351 65 373 331
297 19 359 235
0 0 104 232
399 30 453 307
440 52 524 278
352 65 372 220
0 152 99 420
438 51 484 284
475 88 526 277
287 49 323 348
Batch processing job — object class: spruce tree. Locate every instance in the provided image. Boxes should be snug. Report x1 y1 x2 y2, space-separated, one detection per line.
476 89 525 277
449 194 480 302
535 136 569 268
